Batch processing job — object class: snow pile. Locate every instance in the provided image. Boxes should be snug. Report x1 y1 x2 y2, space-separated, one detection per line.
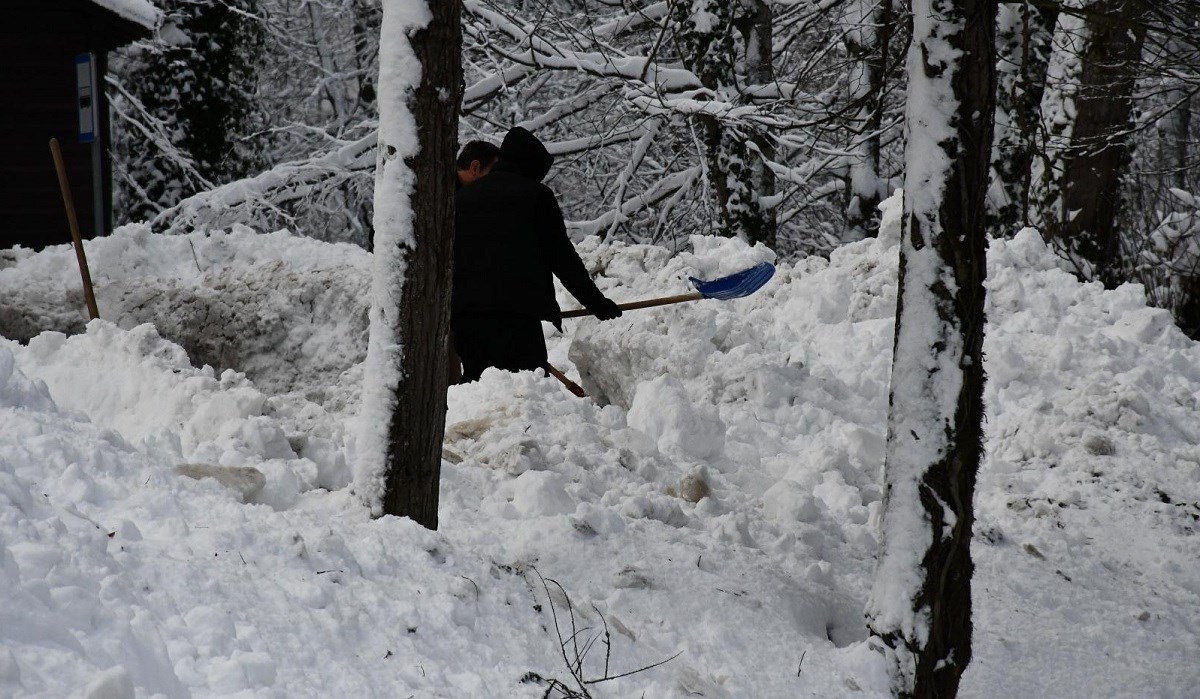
969 229 1200 695
2 199 1199 696
5 321 350 504
0 224 369 405
0 342 571 696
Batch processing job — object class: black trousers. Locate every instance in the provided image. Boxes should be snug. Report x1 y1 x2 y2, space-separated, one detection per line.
452 313 548 383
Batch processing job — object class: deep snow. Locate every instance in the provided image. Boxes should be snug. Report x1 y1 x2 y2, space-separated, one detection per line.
1 199 1198 697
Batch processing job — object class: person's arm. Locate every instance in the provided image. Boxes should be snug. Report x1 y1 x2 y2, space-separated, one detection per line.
536 187 620 318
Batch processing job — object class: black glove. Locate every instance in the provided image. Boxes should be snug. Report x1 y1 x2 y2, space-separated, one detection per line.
589 296 622 321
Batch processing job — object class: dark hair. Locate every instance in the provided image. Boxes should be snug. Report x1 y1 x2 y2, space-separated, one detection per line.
456 140 500 170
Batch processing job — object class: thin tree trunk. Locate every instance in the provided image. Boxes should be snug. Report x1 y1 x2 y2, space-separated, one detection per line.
307 0 349 129
674 1 775 248
351 0 379 110
844 0 894 241
866 0 996 695
739 0 778 248
1164 36 1192 191
990 1 1057 237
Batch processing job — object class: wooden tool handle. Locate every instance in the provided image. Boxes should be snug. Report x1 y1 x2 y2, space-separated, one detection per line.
545 364 586 398
561 292 703 319
50 138 100 320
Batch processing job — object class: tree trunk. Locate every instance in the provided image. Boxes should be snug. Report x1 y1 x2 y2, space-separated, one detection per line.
308 0 350 129
866 0 996 695
739 0 779 248
1032 0 1147 286
1163 35 1192 191
1059 0 1146 287
351 0 380 109
674 1 776 248
843 0 895 241
989 1 1058 237
356 0 461 529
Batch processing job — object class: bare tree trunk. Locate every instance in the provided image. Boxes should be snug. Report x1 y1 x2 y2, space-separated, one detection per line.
1060 0 1146 287
866 0 996 695
351 0 380 110
357 0 461 528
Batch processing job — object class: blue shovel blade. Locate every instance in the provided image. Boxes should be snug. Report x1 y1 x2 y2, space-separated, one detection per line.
688 261 776 300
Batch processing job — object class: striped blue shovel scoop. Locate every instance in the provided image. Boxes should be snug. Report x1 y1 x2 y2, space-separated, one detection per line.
562 261 776 318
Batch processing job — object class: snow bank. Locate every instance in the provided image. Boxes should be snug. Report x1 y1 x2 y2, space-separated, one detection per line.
5 320 351 503
0 342 571 696
2 199 1199 696
0 224 369 407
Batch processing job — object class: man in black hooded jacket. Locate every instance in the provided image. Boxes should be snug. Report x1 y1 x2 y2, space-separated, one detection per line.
453 127 621 383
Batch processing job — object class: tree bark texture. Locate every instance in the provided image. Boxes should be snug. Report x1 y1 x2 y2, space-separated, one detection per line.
739 0 778 248
1163 35 1192 191
373 0 462 529
989 1 1058 237
844 0 895 241
1038 0 1147 287
867 0 996 696
674 1 777 249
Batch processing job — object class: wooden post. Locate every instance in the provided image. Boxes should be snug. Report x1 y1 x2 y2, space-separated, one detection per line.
49 138 100 320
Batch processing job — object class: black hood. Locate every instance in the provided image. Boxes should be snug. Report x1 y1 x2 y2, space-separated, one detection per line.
496 127 553 182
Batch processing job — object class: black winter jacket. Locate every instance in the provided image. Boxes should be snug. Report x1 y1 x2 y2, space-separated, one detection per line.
453 128 608 324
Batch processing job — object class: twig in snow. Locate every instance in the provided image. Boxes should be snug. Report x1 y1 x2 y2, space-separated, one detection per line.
527 567 681 698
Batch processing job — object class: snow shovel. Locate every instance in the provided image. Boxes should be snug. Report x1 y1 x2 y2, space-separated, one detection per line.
561 261 776 319
548 261 775 397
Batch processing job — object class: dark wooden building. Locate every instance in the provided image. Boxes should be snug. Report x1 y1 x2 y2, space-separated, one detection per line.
2 0 156 251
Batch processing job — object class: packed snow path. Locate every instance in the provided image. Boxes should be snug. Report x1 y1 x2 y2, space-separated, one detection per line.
1 202 1198 696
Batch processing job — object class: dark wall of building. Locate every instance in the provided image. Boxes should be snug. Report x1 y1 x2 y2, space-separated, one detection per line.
1 1 145 251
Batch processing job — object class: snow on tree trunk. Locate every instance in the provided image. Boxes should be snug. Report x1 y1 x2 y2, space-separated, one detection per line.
842 0 895 242
354 0 461 528
674 0 776 248
1030 0 1147 286
866 0 996 695
1029 3 1086 241
988 1 1057 238
738 0 778 245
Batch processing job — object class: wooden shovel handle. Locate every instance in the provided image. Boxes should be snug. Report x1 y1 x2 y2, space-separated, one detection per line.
545 364 586 398
49 138 100 320
561 292 703 319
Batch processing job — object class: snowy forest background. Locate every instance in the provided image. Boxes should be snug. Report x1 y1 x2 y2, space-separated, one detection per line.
108 0 1200 336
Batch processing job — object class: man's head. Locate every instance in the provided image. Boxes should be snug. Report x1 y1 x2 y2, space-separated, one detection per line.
499 127 554 183
456 140 500 185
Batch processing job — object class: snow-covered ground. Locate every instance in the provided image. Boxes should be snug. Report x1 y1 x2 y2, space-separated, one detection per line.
2 199 1198 697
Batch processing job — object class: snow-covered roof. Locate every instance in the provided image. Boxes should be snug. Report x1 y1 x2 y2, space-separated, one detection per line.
87 0 159 30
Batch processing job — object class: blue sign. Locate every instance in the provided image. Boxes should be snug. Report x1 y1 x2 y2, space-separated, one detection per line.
76 53 97 143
